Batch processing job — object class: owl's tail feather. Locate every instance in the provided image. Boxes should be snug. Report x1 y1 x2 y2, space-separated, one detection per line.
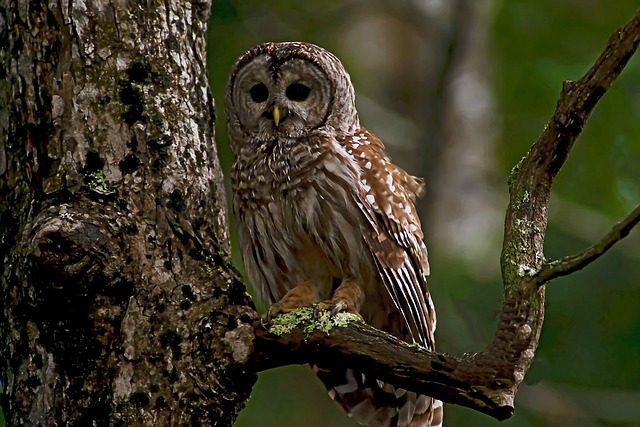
313 366 443 427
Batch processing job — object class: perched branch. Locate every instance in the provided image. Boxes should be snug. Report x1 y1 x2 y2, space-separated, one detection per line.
249 310 515 420
237 8 640 421
536 204 640 283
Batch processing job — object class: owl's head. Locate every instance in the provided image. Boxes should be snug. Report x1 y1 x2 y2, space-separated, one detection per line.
225 42 359 153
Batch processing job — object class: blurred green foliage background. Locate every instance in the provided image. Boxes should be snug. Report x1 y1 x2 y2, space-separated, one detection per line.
209 1 640 426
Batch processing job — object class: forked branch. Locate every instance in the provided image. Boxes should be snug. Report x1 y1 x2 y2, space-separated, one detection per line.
236 8 640 420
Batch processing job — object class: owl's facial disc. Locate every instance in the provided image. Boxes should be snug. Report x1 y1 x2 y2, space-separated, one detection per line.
231 56 274 139
273 58 332 137
231 55 332 141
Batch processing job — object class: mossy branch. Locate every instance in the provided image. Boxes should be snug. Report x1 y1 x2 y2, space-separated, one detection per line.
248 309 515 420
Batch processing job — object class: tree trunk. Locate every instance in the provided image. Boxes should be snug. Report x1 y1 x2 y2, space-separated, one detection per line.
0 0 255 425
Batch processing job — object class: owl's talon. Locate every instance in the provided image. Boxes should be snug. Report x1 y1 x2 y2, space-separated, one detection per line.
260 316 270 329
264 281 320 325
330 304 342 319
316 279 364 319
315 299 351 318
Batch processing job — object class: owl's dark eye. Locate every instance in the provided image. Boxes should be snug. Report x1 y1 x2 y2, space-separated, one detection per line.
249 83 269 103
285 83 310 101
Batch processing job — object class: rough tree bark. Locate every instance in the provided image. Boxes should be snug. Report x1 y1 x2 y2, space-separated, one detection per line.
2 1 640 427
0 0 255 425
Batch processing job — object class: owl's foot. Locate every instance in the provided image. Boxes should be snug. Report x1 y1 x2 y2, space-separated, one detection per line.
264 281 320 325
314 279 364 319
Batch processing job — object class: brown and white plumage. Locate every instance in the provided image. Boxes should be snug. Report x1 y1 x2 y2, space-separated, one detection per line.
226 42 442 427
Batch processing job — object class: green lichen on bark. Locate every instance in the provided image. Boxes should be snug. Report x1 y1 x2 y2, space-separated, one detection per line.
86 170 114 195
511 188 531 213
268 307 361 339
507 156 526 190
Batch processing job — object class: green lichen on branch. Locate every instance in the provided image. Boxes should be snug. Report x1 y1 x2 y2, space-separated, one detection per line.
268 307 361 339
507 156 526 190
511 188 531 213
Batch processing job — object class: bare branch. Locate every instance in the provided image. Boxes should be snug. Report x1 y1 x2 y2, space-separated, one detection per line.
535 205 640 284
501 8 640 287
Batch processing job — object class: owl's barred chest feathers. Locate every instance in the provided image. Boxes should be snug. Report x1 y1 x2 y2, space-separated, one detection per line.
232 131 375 305
232 133 332 198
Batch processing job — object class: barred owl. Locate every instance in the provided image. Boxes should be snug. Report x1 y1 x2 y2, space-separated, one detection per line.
226 42 442 427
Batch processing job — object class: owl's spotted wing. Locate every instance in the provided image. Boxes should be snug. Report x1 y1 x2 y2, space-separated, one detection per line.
338 129 435 349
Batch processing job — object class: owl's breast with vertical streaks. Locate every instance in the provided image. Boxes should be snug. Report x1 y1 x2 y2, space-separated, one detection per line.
231 135 375 305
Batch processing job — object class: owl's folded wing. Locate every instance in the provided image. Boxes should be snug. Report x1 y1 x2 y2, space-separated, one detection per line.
337 129 436 349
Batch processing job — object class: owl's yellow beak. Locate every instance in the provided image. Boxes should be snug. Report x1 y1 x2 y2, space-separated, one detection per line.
272 103 281 127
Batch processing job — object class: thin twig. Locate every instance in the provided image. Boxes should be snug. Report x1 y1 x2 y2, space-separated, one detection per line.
535 205 640 284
